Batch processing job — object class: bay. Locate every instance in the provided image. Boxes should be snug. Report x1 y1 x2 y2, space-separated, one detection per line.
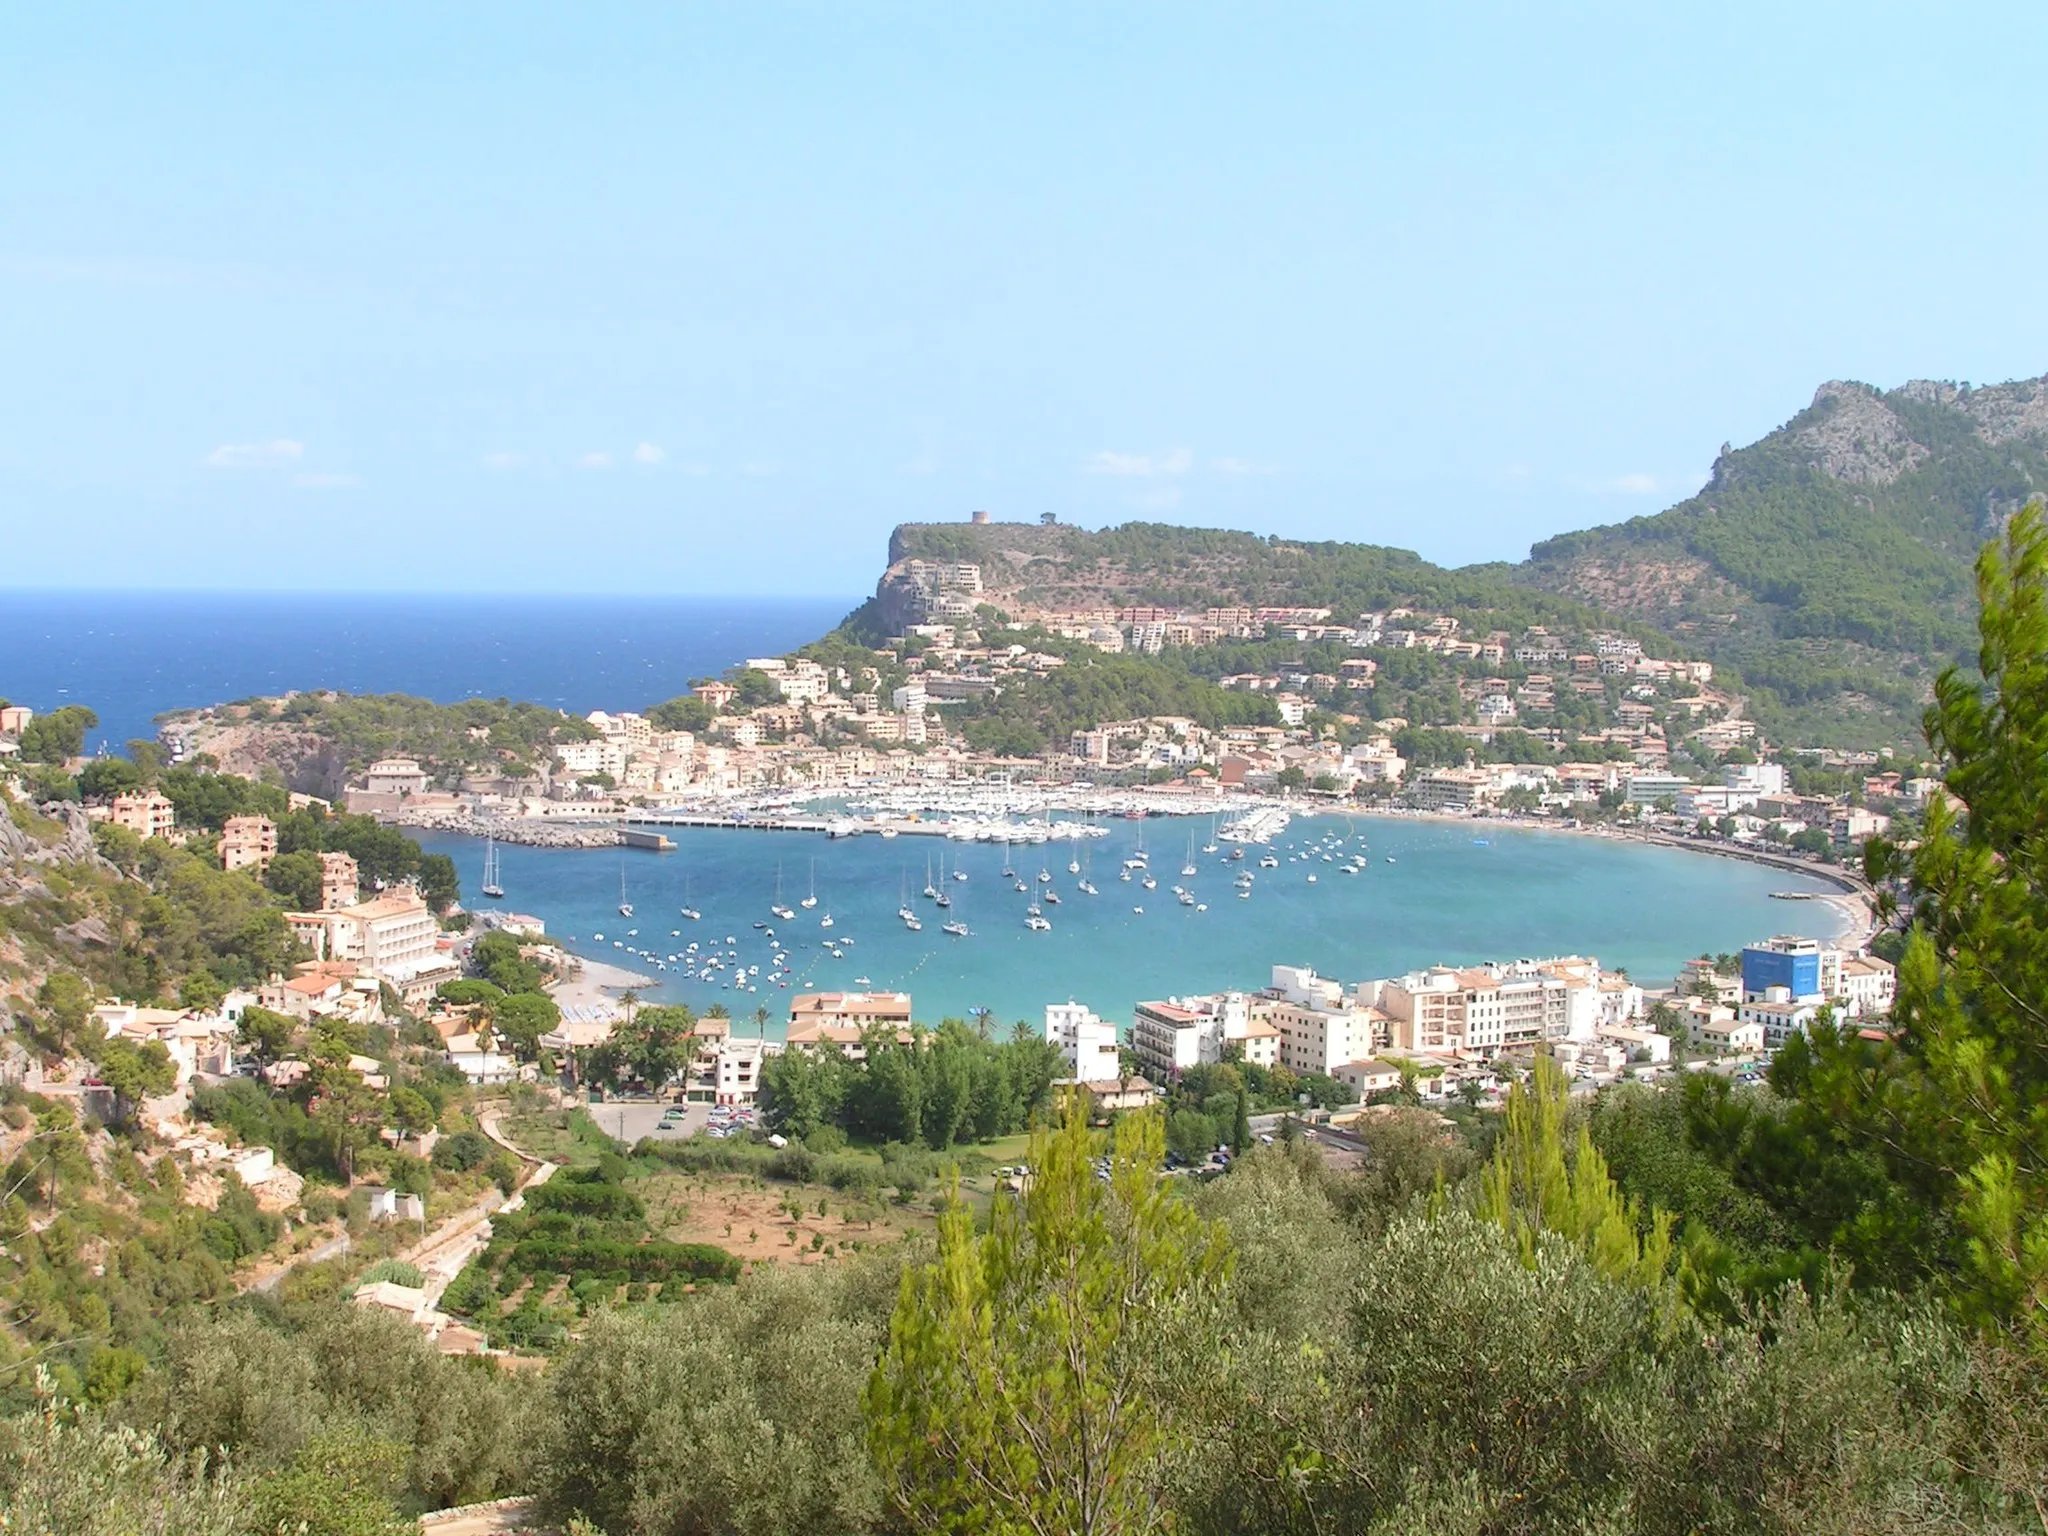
415 816 1845 1031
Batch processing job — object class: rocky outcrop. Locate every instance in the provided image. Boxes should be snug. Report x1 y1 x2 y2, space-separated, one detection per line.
1793 382 1931 486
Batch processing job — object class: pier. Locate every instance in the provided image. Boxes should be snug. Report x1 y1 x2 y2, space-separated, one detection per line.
618 829 677 851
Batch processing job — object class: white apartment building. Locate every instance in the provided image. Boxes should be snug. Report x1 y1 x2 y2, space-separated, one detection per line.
1044 1002 1122 1081
1257 965 1387 1076
1131 992 1278 1075
1380 959 1603 1057
586 710 653 751
287 888 439 986
1740 990 1824 1049
555 739 627 779
1838 955 1897 1017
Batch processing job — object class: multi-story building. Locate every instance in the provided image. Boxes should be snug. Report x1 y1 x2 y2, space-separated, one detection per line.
109 792 177 841
1407 768 1496 812
1740 936 1834 1003
219 814 276 872
1838 954 1897 1017
319 851 360 909
363 758 429 797
1131 992 1277 1076
287 888 439 986
554 740 627 780
1256 966 1386 1076
786 991 914 1059
1379 958 1602 1057
1740 992 1824 1048
1044 1002 1122 1081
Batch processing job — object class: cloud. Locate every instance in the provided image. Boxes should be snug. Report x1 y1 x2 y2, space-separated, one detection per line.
632 442 666 465
1210 457 1279 477
578 451 614 470
1606 472 1661 494
1134 486 1184 509
291 472 358 490
204 438 303 469
905 454 940 476
1085 447 1193 478
481 451 525 471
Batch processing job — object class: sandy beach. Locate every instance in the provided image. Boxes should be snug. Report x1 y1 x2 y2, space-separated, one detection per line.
551 954 656 1013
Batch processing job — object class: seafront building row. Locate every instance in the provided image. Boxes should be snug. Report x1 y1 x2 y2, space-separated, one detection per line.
499 930 1894 1109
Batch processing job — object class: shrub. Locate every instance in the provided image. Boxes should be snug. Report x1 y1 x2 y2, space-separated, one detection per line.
432 1130 491 1172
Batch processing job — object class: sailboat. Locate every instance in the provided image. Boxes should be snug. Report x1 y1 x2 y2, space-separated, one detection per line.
679 872 701 921
770 863 795 922
617 862 633 918
922 855 938 900
897 872 915 923
480 836 505 899
800 859 819 910
1202 816 1220 856
934 850 952 908
1181 832 1198 879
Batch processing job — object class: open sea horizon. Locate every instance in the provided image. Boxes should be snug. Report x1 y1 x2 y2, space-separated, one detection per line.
0 589 858 750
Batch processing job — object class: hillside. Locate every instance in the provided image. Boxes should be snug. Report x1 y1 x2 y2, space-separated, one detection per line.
1523 374 2048 746
859 520 1635 643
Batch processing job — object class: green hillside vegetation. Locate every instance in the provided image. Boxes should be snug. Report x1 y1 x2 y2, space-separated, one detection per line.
951 632 1284 757
170 691 600 788
883 519 1654 641
1526 376 2048 744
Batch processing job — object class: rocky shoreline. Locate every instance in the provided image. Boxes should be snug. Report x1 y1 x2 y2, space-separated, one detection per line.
396 809 621 848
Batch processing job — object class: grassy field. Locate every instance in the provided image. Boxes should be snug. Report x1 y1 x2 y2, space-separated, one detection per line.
500 1103 620 1169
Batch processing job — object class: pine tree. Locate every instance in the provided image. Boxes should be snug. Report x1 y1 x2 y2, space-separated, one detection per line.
865 1101 1231 1534
1477 1054 1673 1292
1884 502 2048 1337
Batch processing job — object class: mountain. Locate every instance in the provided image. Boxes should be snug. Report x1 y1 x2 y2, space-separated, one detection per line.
853 521 1638 647
840 373 2048 750
1522 374 2048 745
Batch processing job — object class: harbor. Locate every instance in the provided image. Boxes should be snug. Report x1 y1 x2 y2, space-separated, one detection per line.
413 809 1849 1029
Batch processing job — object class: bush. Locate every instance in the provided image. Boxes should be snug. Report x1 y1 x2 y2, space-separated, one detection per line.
432 1130 491 1172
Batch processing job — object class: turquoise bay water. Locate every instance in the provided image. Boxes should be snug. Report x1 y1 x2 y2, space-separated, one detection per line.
417 818 1840 1033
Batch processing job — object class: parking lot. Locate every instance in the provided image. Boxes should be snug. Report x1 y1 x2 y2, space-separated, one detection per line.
587 1100 709 1144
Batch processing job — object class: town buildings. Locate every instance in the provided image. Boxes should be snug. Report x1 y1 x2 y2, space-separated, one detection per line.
1044 1002 1122 1080
219 814 276 872
108 791 177 840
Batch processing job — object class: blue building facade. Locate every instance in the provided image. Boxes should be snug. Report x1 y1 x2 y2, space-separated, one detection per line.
1742 942 1821 1000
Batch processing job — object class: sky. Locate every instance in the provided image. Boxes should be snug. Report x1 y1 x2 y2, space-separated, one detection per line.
4 3 2046 595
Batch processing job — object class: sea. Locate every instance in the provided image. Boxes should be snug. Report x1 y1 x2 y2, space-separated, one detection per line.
413 818 1843 1031
0 590 856 752
2 588 1842 1026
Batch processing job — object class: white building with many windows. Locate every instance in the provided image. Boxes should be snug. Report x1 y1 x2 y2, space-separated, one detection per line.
1045 1002 1121 1081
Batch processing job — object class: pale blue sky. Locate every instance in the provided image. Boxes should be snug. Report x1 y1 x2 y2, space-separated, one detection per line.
4 3 2044 593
